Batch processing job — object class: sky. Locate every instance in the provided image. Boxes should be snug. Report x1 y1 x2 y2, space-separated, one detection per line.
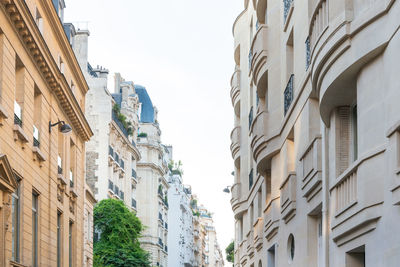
65 0 243 260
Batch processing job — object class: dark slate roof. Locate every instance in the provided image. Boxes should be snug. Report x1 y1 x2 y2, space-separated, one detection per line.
135 85 155 123
111 84 155 123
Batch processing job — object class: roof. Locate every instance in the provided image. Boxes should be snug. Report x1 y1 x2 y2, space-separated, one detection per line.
111 84 155 123
135 84 155 123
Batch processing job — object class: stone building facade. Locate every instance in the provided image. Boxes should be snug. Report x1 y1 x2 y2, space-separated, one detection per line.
167 166 195 267
0 0 93 266
230 0 400 266
191 198 224 267
134 84 170 267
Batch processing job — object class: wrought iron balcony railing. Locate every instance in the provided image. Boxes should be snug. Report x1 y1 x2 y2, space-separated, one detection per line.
284 74 294 115
131 198 137 208
109 146 114 157
305 37 311 70
14 114 22 127
248 107 254 130
249 169 254 190
132 169 137 179
108 180 114 191
284 0 294 23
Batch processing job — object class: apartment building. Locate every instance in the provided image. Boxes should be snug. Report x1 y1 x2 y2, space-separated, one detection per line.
74 52 141 211
191 199 224 267
0 0 93 266
167 163 195 267
134 84 170 266
229 0 400 266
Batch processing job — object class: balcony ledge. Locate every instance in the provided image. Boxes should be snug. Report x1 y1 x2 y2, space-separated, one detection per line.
13 124 29 144
32 146 46 162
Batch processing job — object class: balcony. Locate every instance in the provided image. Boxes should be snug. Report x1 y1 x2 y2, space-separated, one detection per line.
230 182 241 207
280 172 296 223
300 136 322 202
230 69 241 116
132 169 137 179
108 180 114 191
131 198 137 209
264 197 280 241
250 111 268 166
246 230 254 258
158 238 163 247
250 25 268 84
284 74 294 116
158 212 163 222
230 126 241 165
253 217 264 251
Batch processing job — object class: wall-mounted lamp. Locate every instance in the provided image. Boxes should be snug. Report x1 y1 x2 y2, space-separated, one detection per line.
223 186 231 193
49 120 72 134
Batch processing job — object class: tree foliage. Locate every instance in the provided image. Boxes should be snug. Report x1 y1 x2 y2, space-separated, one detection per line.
94 199 151 267
226 241 234 263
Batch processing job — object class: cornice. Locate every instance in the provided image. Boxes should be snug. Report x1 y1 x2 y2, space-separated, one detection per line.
0 0 93 141
41 0 89 95
136 162 165 176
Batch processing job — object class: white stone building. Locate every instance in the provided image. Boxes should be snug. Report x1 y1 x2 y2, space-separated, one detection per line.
167 161 195 267
133 84 170 267
74 31 140 210
229 0 400 266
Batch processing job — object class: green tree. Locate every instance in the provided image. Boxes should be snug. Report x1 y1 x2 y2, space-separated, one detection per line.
226 241 234 264
94 199 151 267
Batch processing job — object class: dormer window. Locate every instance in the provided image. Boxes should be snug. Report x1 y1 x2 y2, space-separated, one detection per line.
52 0 66 22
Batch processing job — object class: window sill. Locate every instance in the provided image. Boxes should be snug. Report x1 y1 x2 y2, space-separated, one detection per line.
70 187 78 198
32 146 46 162
10 260 28 267
13 124 29 144
0 104 9 126
57 173 68 185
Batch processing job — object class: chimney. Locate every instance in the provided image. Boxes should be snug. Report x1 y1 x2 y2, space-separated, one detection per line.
73 29 90 72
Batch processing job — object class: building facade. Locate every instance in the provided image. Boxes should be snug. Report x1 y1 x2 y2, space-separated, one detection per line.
191 198 225 267
167 164 195 267
230 0 400 267
135 85 169 267
0 0 93 266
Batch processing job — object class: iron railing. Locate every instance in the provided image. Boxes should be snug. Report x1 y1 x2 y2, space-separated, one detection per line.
284 74 294 115
14 114 22 127
108 180 114 191
305 37 311 70
109 146 114 157
248 49 253 70
249 169 254 190
131 199 137 208
120 159 125 169
248 107 254 130
114 152 119 164
33 137 40 148
112 110 130 138
284 0 294 23
132 169 137 179
114 185 119 196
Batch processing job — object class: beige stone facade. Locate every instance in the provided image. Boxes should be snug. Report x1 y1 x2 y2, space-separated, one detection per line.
230 0 400 266
0 1 92 267
192 199 224 267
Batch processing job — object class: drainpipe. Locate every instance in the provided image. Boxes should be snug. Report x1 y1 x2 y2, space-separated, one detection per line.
321 122 330 267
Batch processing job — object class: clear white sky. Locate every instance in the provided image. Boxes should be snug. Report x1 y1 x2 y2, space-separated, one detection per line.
65 0 243 260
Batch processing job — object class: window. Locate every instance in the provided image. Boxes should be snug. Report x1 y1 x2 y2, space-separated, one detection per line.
35 8 43 34
249 168 254 189
11 184 20 262
15 57 25 127
257 189 262 217
287 234 295 263
351 105 358 161
32 192 39 267
57 211 62 267
268 244 276 267
346 245 365 267
70 139 75 187
69 221 74 267
33 87 42 147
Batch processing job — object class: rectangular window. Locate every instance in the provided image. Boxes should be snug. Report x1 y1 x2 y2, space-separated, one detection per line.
351 105 358 162
57 211 62 267
69 221 73 267
11 185 20 262
345 245 365 267
35 8 43 34
249 168 254 190
268 244 276 267
70 139 75 187
32 192 39 267
33 86 42 147
15 57 25 127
